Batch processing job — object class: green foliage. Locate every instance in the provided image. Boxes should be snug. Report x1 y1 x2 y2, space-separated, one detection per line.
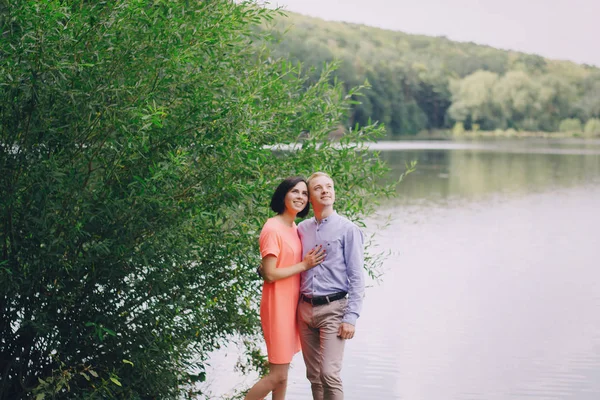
352 65 428 135
447 69 583 132
494 71 541 127
584 118 600 136
559 118 583 133
266 12 600 135
576 74 600 120
32 357 118 400
448 70 499 129
0 1 393 398
452 122 465 136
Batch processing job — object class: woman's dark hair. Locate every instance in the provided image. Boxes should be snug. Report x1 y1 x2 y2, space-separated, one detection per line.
270 176 310 218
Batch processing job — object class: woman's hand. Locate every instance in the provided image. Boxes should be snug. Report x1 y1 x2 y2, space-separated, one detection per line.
303 245 326 270
257 246 326 283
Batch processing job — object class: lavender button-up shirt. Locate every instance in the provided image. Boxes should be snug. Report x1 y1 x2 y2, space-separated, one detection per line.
298 211 365 325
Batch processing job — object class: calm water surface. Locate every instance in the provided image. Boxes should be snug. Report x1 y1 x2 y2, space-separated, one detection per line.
206 139 600 399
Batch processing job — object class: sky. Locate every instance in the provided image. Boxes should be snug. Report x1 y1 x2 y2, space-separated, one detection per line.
265 0 600 67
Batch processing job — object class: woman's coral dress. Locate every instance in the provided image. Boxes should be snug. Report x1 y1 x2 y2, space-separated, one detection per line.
259 218 302 364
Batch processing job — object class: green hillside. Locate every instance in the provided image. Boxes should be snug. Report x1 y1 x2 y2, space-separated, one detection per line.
265 12 600 136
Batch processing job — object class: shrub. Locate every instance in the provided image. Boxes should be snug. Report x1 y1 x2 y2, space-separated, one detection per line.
0 1 395 398
452 121 465 135
558 118 583 133
584 118 600 136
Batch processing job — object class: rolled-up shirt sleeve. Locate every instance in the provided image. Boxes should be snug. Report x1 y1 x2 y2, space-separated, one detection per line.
343 225 365 325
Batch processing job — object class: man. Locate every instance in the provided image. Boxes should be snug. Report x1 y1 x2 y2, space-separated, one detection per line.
296 171 365 400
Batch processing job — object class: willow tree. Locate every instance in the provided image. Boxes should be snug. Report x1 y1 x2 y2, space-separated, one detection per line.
0 0 394 398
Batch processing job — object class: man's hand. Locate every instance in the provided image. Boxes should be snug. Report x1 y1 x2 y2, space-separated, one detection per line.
257 262 273 283
338 322 355 340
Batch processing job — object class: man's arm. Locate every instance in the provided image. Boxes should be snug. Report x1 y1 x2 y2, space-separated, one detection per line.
339 224 365 339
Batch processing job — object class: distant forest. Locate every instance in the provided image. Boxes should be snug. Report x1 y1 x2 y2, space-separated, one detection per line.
263 12 600 136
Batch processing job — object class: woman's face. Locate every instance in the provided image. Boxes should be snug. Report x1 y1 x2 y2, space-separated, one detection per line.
284 181 309 215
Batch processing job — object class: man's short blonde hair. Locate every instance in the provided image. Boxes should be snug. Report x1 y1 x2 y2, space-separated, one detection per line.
307 171 333 188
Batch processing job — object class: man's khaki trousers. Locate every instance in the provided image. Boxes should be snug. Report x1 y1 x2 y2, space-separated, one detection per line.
297 298 347 400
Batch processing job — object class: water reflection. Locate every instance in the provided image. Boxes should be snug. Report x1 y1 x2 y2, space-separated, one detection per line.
380 142 600 204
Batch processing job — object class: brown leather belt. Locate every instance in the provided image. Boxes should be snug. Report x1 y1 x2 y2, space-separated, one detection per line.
300 291 347 306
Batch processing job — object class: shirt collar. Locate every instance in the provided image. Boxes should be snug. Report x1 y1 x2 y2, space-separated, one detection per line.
314 210 338 225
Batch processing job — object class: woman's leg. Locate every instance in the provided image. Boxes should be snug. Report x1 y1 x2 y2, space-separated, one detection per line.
270 363 290 400
244 363 289 400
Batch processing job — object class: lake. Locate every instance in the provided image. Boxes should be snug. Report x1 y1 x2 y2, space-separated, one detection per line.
204 138 600 399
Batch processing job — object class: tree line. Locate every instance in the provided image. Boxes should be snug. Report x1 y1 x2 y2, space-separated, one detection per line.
266 12 600 136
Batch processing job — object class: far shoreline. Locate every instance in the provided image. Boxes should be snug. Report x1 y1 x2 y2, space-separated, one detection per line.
386 129 600 141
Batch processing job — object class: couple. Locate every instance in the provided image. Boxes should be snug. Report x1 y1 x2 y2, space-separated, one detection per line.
245 172 365 400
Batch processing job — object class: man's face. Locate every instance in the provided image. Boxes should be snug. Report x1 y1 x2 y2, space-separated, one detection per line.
308 175 335 208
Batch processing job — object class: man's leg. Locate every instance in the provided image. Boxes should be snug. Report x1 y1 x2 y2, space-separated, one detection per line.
298 300 324 400
315 299 347 400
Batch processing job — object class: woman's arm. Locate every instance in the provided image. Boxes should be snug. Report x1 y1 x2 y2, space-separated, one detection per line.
262 246 325 283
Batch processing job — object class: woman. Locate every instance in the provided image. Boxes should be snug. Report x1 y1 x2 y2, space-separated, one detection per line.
245 177 326 400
